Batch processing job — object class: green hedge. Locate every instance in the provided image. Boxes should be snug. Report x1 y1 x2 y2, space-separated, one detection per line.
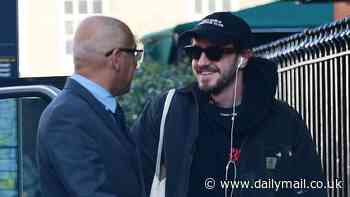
119 63 194 125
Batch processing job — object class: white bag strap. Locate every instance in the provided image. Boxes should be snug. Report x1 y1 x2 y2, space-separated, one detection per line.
155 89 176 177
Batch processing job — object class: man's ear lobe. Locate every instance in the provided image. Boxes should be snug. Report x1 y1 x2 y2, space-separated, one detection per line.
241 49 253 59
237 56 248 70
238 50 253 69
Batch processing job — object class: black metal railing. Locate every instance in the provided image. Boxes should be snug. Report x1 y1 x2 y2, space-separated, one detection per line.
254 17 350 197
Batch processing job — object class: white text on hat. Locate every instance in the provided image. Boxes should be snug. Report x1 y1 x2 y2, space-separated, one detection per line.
199 19 224 28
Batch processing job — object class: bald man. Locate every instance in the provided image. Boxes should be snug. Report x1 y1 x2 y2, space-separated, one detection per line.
37 16 144 197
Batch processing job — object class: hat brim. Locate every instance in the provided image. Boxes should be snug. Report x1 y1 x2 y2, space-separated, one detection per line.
178 26 234 46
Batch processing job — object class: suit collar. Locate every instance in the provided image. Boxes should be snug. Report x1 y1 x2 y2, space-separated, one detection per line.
64 78 135 145
70 74 117 113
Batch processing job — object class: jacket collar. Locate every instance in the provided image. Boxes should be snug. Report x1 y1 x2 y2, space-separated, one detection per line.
64 78 135 145
70 74 117 113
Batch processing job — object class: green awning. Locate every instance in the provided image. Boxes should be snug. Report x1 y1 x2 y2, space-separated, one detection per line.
174 1 334 33
237 0 333 29
142 0 335 65
142 28 174 64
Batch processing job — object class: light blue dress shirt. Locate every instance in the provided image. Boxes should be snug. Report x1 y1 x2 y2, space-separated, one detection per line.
71 74 117 113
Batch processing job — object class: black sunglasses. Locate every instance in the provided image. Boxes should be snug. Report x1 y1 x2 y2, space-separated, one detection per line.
105 47 143 57
105 47 144 68
184 45 236 61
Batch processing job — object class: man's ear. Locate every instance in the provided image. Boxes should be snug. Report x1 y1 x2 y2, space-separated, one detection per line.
238 50 253 69
236 56 248 70
111 50 121 72
241 49 253 59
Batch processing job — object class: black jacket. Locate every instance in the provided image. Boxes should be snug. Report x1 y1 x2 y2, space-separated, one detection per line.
37 79 145 197
133 57 326 197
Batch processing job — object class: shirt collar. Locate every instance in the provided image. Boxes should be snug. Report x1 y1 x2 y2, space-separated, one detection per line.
71 74 117 113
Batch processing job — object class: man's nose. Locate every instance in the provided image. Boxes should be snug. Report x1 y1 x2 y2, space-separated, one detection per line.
197 52 211 67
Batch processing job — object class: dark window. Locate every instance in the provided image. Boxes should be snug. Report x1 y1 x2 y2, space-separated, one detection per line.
0 99 18 197
93 0 102 14
64 1 73 14
79 0 88 14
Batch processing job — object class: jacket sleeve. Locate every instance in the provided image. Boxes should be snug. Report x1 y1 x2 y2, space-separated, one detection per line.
132 95 166 197
286 112 327 197
40 110 116 197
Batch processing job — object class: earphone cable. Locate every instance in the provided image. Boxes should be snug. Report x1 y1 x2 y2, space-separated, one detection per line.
225 61 241 197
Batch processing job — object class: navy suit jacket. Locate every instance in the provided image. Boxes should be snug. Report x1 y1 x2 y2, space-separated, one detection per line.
37 78 145 197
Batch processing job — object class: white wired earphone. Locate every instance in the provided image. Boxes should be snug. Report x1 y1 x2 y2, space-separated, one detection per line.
225 56 246 197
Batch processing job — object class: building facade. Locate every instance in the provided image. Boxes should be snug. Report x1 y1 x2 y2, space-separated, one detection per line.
18 0 275 77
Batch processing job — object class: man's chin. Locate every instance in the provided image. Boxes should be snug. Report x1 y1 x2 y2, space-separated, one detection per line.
123 86 131 94
198 83 215 93
198 82 227 95
117 85 131 96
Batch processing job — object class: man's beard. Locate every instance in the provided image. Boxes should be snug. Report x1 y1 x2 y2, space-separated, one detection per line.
198 64 237 95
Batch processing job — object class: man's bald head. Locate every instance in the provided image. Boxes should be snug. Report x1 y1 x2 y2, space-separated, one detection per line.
73 16 135 70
